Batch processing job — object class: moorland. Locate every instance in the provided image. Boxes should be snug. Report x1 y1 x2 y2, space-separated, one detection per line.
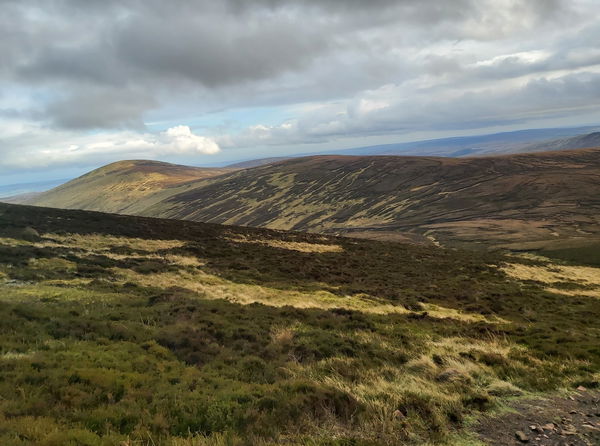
0 202 599 445
21 148 600 256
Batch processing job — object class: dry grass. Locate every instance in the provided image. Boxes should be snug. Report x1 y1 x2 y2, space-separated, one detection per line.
285 333 531 443
262 239 343 253
502 261 600 298
113 267 505 325
421 303 508 324
1 351 36 361
11 230 506 323
38 233 186 252
114 267 408 314
270 325 296 347
225 234 344 253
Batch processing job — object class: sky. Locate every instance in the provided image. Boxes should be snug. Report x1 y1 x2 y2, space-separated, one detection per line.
1 0 600 185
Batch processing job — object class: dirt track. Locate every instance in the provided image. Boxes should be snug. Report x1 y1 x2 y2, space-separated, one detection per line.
476 389 600 445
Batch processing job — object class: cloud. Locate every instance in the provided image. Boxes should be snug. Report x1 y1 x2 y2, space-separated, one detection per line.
222 70 600 147
0 0 599 177
160 125 220 155
43 87 156 130
0 125 220 172
2 0 589 128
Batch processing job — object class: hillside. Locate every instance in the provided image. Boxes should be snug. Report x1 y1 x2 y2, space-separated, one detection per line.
26 149 600 253
516 131 600 154
227 156 291 169
25 160 234 214
0 202 599 445
0 191 43 204
145 148 600 252
333 127 600 157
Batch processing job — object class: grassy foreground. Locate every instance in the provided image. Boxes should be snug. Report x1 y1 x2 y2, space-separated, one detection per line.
0 203 599 445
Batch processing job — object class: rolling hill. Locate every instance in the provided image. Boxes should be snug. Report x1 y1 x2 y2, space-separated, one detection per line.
0 201 599 444
27 148 600 253
225 127 600 162
25 160 234 215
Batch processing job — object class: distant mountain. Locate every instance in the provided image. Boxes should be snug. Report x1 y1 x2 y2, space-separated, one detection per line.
218 127 600 168
333 127 600 157
0 192 43 204
24 160 235 214
28 148 600 251
516 131 600 154
0 178 69 199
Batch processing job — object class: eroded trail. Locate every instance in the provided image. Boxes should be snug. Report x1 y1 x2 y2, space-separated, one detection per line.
476 389 600 445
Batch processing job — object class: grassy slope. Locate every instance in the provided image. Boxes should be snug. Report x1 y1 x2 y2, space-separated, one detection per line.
25 160 234 215
27 149 600 251
143 148 600 251
0 202 599 445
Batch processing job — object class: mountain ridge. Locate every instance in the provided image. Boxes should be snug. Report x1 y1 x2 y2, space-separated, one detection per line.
25 147 600 252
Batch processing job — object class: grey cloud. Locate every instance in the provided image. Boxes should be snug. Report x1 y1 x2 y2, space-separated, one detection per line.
0 0 595 132
44 88 156 130
226 70 600 148
115 16 330 87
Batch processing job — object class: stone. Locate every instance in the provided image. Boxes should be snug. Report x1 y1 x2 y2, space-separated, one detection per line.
515 431 529 443
561 425 577 436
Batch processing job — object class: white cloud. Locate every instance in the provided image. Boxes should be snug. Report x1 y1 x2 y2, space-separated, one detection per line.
0 125 220 171
474 50 551 67
161 125 220 155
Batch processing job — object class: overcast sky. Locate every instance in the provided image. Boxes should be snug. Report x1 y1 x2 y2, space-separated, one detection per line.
1 0 600 184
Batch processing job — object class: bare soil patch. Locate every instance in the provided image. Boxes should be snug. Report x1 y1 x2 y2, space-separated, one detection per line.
476 389 600 445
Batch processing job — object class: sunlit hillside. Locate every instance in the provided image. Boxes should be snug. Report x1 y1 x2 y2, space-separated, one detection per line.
1 202 598 445
25 149 600 254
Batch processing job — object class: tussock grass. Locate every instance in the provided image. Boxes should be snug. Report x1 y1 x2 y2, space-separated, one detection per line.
503 261 600 298
40 232 186 252
0 203 598 445
225 234 344 253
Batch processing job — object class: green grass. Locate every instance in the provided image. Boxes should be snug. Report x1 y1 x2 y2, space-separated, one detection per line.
0 203 599 445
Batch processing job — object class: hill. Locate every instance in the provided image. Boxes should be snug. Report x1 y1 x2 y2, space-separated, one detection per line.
515 131 600 154
26 149 600 254
24 160 234 214
144 148 600 252
220 128 600 167
0 191 43 204
227 156 290 169
332 127 600 157
0 201 599 445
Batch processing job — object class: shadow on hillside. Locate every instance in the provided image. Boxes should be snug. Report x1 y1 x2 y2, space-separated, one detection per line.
0 202 591 319
2 203 600 373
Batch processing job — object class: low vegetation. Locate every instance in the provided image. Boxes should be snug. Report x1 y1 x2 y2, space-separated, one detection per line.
24 149 600 251
0 203 599 445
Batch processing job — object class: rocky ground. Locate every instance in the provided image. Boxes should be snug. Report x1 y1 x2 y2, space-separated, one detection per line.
476 388 600 445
